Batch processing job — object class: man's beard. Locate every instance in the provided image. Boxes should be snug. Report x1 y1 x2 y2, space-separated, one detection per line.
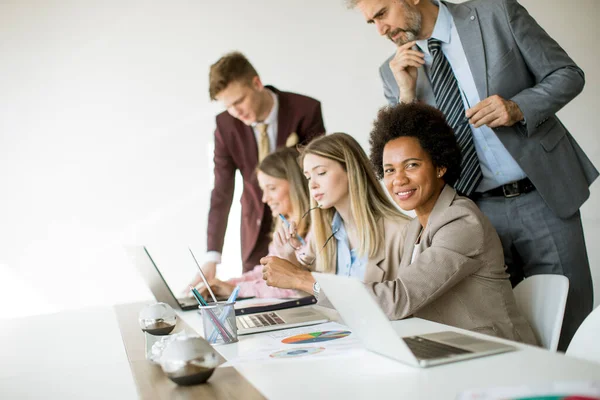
388 28 420 46
387 3 422 46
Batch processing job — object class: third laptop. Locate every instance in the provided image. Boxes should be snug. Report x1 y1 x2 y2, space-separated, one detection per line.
313 273 516 368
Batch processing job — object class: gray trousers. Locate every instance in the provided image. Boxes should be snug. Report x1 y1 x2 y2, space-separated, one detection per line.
475 189 593 351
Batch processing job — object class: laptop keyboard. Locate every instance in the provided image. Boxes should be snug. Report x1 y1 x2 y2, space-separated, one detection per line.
403 336 472 360
238 312 285 329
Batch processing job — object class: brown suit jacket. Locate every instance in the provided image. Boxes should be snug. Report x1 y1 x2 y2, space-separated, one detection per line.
364 185 538 345
207 86 325 272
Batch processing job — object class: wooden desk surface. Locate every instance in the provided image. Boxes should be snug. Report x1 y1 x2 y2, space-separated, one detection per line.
114 302 265 400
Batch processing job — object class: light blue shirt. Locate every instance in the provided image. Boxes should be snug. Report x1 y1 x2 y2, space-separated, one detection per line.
416 1 526 192
331 212 367 280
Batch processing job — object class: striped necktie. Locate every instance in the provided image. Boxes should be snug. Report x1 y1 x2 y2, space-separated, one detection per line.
428 38 482 195
256 122 270 164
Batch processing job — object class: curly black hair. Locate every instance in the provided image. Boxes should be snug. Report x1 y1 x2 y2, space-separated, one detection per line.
369 103 462 187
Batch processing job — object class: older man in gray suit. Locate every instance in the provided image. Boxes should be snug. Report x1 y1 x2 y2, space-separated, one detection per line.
350 0 598 350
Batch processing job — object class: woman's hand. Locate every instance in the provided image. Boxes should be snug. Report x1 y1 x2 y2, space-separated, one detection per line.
180 261 217 296
196 278 235 300
260 256 314 293
272 220 301 260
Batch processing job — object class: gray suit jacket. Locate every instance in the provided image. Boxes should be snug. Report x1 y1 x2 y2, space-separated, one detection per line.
364 185 538 345
379 0 598 218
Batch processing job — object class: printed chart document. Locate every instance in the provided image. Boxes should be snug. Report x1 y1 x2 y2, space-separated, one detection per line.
224 322 365 365
457 381 600 400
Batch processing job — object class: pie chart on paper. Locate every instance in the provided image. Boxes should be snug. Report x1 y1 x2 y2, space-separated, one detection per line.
281 330 351 344
269 347 326 359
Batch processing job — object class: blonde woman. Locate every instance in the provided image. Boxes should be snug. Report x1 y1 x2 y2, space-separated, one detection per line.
196 147 312 299
259 133 411 298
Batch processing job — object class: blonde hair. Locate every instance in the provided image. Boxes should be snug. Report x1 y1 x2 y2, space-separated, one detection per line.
300 133 410 274
258 147 311 238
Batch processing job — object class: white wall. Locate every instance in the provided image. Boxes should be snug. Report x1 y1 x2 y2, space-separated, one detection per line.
0 0 598 318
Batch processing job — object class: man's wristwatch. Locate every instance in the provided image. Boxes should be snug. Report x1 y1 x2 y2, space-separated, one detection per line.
312 281 321 299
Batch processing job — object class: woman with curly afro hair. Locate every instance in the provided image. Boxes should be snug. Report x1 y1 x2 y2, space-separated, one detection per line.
368 103 537 345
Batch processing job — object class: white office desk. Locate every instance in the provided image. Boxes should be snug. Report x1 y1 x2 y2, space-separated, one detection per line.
0 307 139 399
178 305 600 400
3 304 599 399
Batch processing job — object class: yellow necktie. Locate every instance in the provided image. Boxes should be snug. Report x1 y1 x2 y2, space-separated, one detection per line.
256 123 270 163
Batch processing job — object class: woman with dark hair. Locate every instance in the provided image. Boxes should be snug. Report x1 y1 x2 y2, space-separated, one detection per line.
369 103 537 345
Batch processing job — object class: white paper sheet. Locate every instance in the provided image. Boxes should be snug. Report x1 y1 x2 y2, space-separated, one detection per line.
225 322 366 365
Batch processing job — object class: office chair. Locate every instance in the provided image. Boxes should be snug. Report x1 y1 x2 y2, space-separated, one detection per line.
513 274 569 351
566 305 600 364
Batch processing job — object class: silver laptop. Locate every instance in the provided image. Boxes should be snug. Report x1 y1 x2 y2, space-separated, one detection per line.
127 246 201 311
313 273 516 368
236 307 329 335
127 246 329 334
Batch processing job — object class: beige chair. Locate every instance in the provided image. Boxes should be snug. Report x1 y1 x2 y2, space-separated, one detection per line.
513 275 569 351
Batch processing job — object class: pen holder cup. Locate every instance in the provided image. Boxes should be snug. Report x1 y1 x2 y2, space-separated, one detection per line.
200 301 238 345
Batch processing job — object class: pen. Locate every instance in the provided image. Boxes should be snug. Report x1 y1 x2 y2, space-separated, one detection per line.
227 285 240 303
188 247 218 303
190 286 208 306
189 286 203 305
278 214 306 246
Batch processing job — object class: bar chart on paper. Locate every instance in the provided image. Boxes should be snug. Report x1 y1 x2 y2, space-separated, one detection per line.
281 330 351 344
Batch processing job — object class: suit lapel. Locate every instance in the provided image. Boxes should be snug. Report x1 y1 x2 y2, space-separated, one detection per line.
364 219 387 282
268 86 293 148
242 122 259 168
446 1 488 99
401 185 456 267
400 219 423 268
438 184 457 204
427 185 456 231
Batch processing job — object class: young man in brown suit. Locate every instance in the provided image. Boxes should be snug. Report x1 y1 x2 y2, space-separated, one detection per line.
189 52 325 287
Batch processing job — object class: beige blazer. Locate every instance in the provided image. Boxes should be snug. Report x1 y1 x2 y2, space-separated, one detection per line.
364 185 537 345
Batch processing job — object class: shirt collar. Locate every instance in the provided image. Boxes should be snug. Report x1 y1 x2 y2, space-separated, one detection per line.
331 211 346 240
416 0 452 55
